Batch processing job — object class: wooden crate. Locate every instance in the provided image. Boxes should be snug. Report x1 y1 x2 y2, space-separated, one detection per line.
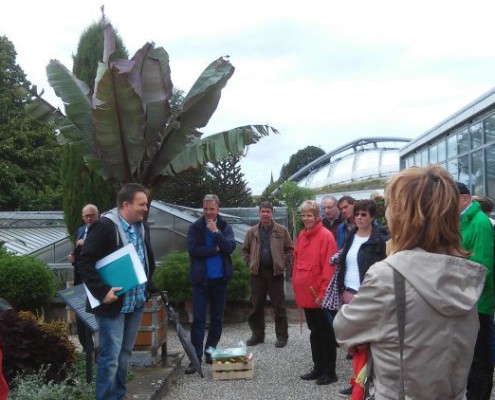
212 358 254 381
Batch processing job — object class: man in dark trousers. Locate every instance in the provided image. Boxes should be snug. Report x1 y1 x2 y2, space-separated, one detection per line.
186 194 236 374
457 182 494 400
67 203 99 351
242 201 293 348
78 183 156 400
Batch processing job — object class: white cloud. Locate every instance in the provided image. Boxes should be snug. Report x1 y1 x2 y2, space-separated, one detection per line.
3 0 495 195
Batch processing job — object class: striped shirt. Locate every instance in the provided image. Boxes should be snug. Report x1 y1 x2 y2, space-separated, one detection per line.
118 215 147 313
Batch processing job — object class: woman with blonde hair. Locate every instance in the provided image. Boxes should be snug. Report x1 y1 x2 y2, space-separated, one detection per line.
333 165 486 399
292 200 339 386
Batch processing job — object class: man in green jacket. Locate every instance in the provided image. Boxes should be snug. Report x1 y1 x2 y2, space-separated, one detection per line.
457 182 494 400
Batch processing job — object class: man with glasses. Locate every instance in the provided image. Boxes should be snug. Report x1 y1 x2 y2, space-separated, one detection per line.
67 203 99 352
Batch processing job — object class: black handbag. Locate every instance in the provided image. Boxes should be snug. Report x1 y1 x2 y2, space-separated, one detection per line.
364 266 406 400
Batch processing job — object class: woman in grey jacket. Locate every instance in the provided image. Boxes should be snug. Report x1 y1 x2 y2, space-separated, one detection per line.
333 165 486 399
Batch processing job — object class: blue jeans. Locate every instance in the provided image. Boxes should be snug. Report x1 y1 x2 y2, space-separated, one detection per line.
190 279 227 360
95 306 144 400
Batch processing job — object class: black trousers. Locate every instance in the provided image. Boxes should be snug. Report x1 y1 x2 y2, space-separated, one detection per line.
467 313 494 400
248 270 288 340
304 307 337 375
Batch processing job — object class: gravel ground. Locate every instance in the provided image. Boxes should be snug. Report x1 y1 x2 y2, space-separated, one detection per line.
161 321 354 400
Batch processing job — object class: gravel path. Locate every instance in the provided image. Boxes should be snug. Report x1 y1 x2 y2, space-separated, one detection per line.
161 321 354 399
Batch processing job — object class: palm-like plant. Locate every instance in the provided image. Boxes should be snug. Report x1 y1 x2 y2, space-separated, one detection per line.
21 16 277 201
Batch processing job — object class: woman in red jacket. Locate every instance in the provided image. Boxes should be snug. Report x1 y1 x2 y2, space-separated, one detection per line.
292 200 339 386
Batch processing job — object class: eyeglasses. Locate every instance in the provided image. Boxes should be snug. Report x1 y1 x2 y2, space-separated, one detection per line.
354 212 369 218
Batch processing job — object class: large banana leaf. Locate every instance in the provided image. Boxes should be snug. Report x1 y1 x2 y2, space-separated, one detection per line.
161 125 278 176
132 44 173 159
143 57 235 185
92 60 146 182
17 82 113 180
46 60 94 140
15 84 86 146
179 56 234 132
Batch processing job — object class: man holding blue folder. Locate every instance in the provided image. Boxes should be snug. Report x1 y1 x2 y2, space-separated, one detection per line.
78 183 156 400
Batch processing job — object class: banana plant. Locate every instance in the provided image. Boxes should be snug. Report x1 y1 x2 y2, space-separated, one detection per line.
21 18 277 201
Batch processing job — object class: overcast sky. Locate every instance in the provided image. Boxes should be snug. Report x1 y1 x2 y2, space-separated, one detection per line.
3 0 495 194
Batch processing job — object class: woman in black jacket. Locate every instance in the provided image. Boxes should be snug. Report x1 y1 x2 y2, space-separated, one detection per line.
335 199 388 397
336 199 388 300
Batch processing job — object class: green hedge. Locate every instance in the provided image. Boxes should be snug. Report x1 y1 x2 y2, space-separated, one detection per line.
153 248 249 304
0 250 56 310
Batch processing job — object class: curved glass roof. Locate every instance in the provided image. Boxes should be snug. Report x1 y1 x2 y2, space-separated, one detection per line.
296 138 410 190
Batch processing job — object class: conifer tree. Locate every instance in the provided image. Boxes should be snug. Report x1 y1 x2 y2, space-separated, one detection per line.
0 36 62 210
62 21 128 240
155 166 210 208
207 156 253 207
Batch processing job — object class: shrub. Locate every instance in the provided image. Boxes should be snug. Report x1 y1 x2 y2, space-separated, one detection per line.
153 251 191 304
0 309 76 385
226 249 249 301
8 363 94 400
0 250 56 310
153 248 250 303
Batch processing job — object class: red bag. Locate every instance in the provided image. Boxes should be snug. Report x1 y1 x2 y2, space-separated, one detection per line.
350 348 368 400
0 340 8 400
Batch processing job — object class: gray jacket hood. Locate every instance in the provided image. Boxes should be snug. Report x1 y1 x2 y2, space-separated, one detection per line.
387 248 486 317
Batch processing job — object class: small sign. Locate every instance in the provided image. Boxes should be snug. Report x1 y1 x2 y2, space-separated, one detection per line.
58 284 98 333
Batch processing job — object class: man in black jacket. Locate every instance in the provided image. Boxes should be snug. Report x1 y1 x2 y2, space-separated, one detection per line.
67 203 99 352
185 194 236 374
78 183 156 400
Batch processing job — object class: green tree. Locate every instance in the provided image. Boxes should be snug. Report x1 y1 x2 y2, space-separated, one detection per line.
0 35 62 210
259 179 283 205
21 16 277 204
72 21 129 96
62 20 129 240
61 145 116 241
206 155 253 207
279 145 325 181
155 166 210 207
279 181 314 240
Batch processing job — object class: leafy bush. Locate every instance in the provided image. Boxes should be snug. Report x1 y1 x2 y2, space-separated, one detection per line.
0 250 56 310
0 309 76 385
153 248 249 303
153 251 191 304
8 363 94 400
227 250 249 301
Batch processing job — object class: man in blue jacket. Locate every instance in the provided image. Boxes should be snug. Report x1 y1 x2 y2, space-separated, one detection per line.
185 194 237 374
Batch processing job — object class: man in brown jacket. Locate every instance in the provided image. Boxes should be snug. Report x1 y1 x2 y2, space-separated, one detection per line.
242 201 294 348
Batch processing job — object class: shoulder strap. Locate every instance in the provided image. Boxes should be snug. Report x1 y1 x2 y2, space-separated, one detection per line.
393 268 406 400
101 210 128 246
364 263 406 400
